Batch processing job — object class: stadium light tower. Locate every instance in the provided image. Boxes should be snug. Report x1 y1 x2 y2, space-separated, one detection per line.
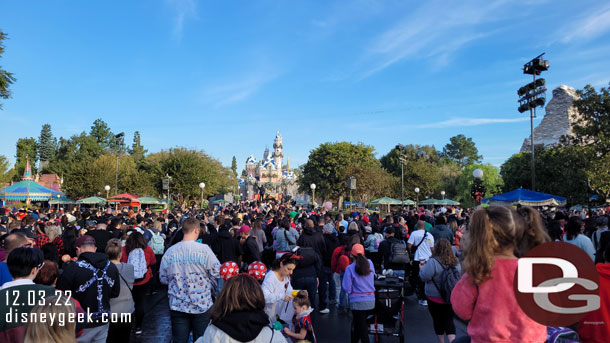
518 53 549 191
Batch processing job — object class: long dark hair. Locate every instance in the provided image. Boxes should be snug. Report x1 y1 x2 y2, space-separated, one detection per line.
354 254 371 276
565 216 582 241
125 231 147 256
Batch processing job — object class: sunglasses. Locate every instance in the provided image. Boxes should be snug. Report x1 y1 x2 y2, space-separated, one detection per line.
37 261 45 269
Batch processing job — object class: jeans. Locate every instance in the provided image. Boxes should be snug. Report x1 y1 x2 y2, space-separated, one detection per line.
132 281 150 329
333 273 341 304
292 276 318 310
170 309 211 343
319 267 335 309
339 271 349 309
77 324 109 343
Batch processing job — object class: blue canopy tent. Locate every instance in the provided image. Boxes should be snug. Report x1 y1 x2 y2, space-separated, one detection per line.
0 160 62 204
482 188 566 207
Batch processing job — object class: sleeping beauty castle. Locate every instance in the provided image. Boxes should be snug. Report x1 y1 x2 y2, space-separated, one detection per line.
239 131 298 200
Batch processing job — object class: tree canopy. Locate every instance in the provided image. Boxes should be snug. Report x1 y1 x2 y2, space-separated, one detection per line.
0 30 16 110
442 134 482 167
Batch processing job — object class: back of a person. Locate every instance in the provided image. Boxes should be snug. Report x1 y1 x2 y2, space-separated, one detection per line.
431 225 453 244
110 262 135 315
200 324 286 343
451 258 546 343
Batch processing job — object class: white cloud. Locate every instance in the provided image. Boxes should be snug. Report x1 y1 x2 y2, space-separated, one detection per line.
166 0 198 39
417 116 531 128
358 0 509 79
560 5 610 43
201 73 278 107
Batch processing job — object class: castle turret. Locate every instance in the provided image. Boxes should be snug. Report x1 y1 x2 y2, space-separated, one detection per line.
272 130 283 172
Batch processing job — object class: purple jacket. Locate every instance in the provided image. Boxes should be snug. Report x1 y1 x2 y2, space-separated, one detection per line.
342 259 375 303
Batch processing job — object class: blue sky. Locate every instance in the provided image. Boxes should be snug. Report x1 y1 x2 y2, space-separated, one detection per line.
1 0 610 173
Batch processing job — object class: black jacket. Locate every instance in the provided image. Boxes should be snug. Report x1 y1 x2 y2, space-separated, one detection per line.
297 228 326 256
293 247 322 280
242 236 261 265
322 234 339 267
212 228 243 263
56 252 120 328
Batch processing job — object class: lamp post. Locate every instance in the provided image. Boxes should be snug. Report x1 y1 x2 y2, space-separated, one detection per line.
310 183 316 208
415 187 420 207
114 133 124 196
472 168 485 206
199 182 206 208
104 185 110 200
441 190 445 200
56 194 60 212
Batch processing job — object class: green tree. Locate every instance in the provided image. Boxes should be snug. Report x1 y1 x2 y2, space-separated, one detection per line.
90 119 116 151
14 137 37 180
500 146 590 205
129 131 147 165
0 30 16 110
586 153 610 199
46 132 104 180
231 156 238 177
299 142 379 200
442 134 482 167
571 84 610 154
380 144 442 199
455 164 503 208
0 154 11 182
344 164 396 205
438 161 462 199
37 123 57 170
146 148 234 206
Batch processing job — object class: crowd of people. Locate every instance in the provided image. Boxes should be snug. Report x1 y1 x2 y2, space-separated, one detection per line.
0 200 609 343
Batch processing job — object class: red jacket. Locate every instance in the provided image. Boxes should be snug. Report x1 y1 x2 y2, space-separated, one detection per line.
578 263 610 342
120 245 156 286
331 246 352 274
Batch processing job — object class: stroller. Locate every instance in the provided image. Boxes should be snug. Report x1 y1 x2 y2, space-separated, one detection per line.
367 275 405 342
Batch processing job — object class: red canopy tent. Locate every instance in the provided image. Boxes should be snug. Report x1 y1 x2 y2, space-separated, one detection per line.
109 193 140 209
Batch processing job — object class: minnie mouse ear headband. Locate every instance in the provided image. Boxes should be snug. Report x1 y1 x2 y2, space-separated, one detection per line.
279 252 303 263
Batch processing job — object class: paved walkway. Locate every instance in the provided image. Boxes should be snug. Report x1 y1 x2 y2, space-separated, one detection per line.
133 288 467 343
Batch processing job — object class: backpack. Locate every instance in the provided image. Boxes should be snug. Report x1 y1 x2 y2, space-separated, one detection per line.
389 240 410 264
373 233 382 250
149 230 165 255
128 248 147 280
431 258 461 303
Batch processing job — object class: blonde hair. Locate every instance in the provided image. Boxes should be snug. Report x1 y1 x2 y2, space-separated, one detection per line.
45 225 62 242
24 295 76 343
105 238 122 260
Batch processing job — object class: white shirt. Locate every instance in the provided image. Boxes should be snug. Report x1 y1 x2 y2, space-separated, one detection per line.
407 230 434 261
261 270 294 323
0 278 33 290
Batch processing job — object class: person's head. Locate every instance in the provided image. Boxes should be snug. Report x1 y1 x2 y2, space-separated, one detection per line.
546 220 563 241
305 219 315 229
75 235 97 255
448 220 458 234
436 215 447 225
351 243 371 276
231 217 241 227
417 220 425 230
432 238 459 267
347 222 359 234
292 290 311 314
3 232 30 259
515 207 550 255
24 295 76 343
210 274 265 322
597 216 609 229
181 217 201 240
280 219 290 230
45 225 62 242
565 216 583 240
125 231 146 255
7 247 44 280
463 206 542 285
238 225 251 238
271 253 300 277
384 226 395 238
105 238 122 261
33 260 59 286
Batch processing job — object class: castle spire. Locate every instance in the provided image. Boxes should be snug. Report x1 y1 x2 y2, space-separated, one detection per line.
22 157 33 181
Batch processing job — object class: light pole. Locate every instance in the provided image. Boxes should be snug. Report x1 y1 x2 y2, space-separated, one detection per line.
472 168 485 206
56 194 60 212
310 183 316 208
104 185 110 200
415 187 420 207
199 182 206 208
395 145 406 207
114 133 124 196
441 190 445 200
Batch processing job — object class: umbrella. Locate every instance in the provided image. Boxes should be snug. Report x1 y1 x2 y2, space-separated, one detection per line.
368 197 403 205
418 198 440 205
135 196 162 205
482 188 566 207
212 199 228 205
76 196 107 205
435 199 460 206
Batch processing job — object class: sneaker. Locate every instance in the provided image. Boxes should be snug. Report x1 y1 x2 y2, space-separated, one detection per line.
135 328 143 335
319 308 330 314
418 300 428 306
